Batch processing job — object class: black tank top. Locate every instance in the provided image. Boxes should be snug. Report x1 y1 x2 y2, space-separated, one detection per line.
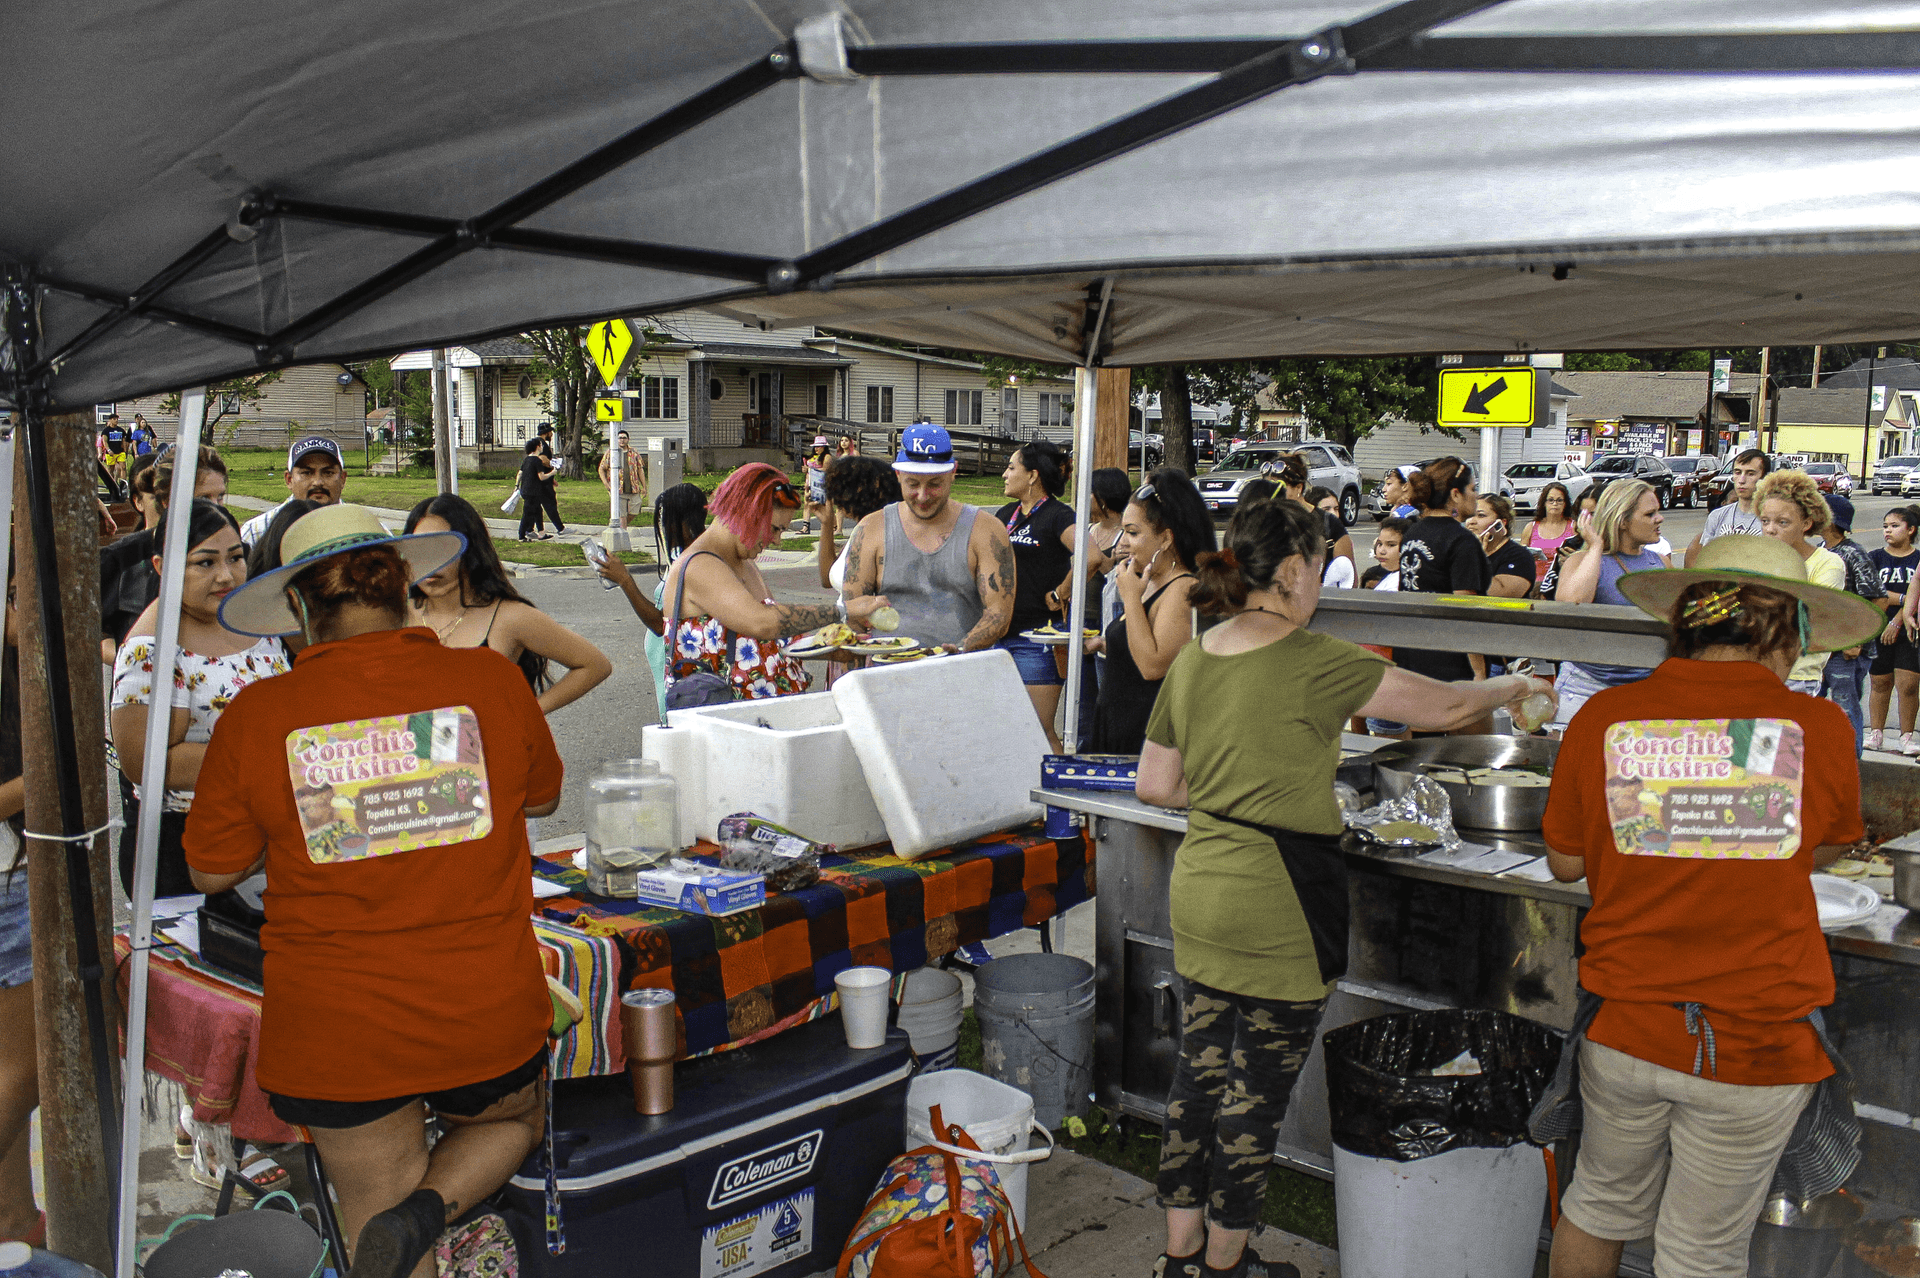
1090 576 1190 754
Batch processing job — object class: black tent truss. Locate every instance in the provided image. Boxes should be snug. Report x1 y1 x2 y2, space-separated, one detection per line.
11 0 1920 408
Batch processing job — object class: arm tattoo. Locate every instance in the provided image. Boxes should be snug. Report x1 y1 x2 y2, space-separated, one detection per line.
982 538 1017 600
844 521 872 600
961 606 1011 652
772 601 843 637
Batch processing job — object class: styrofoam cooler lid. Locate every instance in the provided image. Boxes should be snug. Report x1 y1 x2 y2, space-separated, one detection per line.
834 650 1048 858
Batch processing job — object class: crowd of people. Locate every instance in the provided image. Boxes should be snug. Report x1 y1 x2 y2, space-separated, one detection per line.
4 418 1907 1278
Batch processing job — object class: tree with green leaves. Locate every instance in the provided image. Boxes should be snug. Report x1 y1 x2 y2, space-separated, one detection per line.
1254 358 1437 451
522 322 667 479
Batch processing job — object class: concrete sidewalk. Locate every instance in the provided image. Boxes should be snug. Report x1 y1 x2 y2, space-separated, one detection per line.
1019 1151 1339 1278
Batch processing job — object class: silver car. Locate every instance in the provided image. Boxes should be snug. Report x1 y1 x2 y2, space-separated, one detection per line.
1877 455 1920 494
1196 441 1364 523
1503 460 1592 517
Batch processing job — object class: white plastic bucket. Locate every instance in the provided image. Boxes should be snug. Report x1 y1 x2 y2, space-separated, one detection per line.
1332 1142 1548 1278
896 967 964 1070
904 1069 1054 1228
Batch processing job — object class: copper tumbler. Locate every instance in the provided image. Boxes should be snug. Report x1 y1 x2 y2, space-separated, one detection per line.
621 989 678 1114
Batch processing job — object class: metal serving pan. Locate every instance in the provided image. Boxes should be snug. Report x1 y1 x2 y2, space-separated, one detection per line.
1370 735 1560 833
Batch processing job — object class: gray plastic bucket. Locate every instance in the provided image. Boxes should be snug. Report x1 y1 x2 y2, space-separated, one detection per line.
973 952 1095 1129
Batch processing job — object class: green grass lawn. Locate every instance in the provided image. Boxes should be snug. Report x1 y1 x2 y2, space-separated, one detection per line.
952 1006 1338 1248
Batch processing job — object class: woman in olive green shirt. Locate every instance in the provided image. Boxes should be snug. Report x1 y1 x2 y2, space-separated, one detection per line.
1136 499 1553 1278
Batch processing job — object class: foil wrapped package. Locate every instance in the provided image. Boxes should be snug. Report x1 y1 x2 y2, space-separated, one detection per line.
1346 776 1462 851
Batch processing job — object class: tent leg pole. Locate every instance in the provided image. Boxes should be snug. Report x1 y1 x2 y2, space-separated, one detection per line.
1062 368 1099 754
16 410 123 1271
112 389 206 1278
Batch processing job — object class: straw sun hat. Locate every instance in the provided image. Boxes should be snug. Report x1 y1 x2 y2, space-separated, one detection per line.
218 503 465 637
1614 533 1884 654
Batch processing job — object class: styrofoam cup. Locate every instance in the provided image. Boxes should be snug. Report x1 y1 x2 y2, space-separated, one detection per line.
835 966 892 1049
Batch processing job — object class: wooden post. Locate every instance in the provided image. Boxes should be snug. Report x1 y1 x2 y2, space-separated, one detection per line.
1093 367 1130 477
16 417 122 1269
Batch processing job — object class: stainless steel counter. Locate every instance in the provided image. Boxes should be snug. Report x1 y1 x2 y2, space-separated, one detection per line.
1034 758 1920 1213
1034 785 1920 969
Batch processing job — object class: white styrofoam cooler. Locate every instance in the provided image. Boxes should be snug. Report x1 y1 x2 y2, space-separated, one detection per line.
835 650 1047 859
653 692 889 849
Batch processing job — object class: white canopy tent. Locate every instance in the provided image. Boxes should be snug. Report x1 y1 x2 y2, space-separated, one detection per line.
5 1 1920 1272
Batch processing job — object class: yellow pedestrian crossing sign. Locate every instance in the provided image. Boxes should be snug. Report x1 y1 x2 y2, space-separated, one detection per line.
1437 366 1542 428
594 397 626 423
587 319 634 388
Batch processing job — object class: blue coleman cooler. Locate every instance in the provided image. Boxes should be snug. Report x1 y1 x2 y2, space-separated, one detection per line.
503 1018 912 1277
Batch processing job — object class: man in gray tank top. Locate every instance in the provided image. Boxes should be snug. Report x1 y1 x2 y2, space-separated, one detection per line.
843 424 1016 651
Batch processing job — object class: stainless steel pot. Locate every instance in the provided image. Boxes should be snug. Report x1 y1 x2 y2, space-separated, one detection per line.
1887 845 1920 912
1370 735 1559 833
1749 1190 1862 1278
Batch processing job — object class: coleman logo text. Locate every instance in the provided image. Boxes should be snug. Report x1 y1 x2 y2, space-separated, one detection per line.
706 1130 823 1210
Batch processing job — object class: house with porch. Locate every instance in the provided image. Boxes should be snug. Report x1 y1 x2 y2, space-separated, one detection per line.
394 311 1075 472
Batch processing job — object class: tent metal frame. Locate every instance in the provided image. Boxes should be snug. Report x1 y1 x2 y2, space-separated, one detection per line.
6 2 1920 1270
24 1 1920 404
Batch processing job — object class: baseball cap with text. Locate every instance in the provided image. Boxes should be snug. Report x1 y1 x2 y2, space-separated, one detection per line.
893 423 957 475
287 436 344 470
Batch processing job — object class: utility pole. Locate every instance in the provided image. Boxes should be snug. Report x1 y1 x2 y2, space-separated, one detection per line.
431 347 452 495
1756 347 1774 453
1811 345 1824 388
1863 346 1886 485
15 419 122 1270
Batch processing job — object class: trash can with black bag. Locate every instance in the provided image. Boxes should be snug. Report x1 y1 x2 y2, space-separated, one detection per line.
1323 1009 1562 1278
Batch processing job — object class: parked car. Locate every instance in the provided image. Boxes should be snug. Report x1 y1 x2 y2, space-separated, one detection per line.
1129 430 1163 470
1901 467 1920 497
1658 455 1722 509
1503 460 1593 516
1191 429 1220 463
1874 455 1920 494
1801 461 1854 495
1583 451 1676 509
1196 441 1364 523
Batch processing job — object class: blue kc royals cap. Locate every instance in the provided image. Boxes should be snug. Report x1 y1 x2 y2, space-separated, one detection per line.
893 423 956 474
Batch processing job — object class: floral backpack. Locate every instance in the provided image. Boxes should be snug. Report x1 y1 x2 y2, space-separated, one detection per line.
836 1105 1047 1278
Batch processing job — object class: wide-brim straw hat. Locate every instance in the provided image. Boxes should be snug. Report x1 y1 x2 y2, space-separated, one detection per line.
218 503 465 637
1614 532 1884 654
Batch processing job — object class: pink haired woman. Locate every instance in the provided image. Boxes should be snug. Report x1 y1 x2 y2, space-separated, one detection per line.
661 463 888 700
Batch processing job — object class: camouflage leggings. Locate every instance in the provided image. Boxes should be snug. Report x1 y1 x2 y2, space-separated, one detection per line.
1156 981 1326 1229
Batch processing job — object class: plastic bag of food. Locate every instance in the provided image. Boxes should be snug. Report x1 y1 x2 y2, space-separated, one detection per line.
1345 776 1461 851
1324 1009 1563 1161
715 812 827 891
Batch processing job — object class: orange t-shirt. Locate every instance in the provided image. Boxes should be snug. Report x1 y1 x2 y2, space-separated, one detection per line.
1541 658 1859 1085
184 627 563 1101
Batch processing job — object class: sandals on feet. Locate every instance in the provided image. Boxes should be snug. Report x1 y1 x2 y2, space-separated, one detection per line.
187 1149 290 1193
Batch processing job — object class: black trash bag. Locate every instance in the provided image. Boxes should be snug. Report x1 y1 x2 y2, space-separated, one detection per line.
1324 1008 1563 1162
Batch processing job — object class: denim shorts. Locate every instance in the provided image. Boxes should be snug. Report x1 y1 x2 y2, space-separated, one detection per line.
1364 717 1408 736
0 867 31 990
995 634 1063 687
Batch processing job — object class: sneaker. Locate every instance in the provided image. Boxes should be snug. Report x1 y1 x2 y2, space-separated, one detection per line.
1904 732 1920 758
1153 1256 1203 1278
1865 728 1884 751
1202 1255 1297 1278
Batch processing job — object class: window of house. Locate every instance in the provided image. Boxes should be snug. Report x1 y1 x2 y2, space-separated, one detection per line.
642 376 680 419
815 384 831 417
945 389 982 427
1037 392 1068 428
1001 388 1019 433
710 378 724 401
866 385 894 423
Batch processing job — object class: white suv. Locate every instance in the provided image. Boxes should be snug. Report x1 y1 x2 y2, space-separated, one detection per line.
1197 441 1365 523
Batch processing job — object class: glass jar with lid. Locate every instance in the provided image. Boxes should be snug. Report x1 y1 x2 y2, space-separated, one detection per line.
584 758 681 897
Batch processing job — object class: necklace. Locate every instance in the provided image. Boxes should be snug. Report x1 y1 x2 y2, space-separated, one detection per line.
427 603 469 642
1244 606 1287 619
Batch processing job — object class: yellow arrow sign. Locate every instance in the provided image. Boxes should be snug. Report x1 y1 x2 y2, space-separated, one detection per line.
594 398 626 423
1437 366 1539 428
586 319 634 387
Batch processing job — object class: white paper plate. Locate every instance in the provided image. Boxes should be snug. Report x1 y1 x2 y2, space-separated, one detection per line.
1020 628 1099 645
1811 873 1881 932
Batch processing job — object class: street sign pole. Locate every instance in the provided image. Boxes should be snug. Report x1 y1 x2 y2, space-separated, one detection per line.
1481 424 1501 517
